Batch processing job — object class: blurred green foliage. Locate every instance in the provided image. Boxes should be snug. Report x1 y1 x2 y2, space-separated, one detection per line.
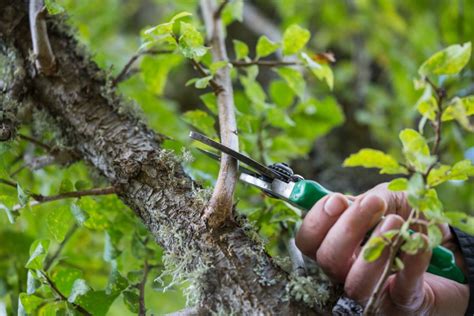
1 0 474 314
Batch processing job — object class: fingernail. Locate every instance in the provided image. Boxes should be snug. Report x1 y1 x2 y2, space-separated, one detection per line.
324 194 347 217
360 195 386 220
380 217 392 232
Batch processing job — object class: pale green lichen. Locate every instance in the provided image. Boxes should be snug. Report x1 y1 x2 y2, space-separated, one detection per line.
285 272 331 309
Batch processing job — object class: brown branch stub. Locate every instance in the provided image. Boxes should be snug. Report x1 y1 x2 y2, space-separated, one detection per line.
200 0 239 228
29 0 57 75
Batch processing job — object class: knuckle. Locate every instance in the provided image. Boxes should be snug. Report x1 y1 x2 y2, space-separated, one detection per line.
316 248 345 282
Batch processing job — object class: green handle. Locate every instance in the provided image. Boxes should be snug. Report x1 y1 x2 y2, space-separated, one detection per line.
289 179 467 284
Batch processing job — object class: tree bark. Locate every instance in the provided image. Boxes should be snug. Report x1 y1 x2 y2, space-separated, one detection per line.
0 1 334 314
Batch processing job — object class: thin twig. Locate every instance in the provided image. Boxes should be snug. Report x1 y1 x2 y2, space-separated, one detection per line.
213 0 230 20
200 0 239 228
29 0 57 75
18 133 52 151
40 271 91 315
112 49 173 86
190 59 224 94
363 210 417 315
231 60 300 68
138 259 150 316
12 186 117 211
288 238 306 276
44 224 78 271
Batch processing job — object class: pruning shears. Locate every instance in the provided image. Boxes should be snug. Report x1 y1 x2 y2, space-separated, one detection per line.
189 131 467 284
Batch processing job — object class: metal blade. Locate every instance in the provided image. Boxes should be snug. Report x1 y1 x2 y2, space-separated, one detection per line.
196 148 259 176
189 131 279 179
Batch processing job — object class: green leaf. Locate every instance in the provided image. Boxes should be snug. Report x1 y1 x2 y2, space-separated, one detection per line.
74 180 90 191
444 212 474 235
442 96 474 121
141 54 182 95
70 203 88 225
240 75 267 109
441 96 474 131
51 267 83 297
170 11 192 22
301 52 334 90
122 288 140 313
200 93 218 115
76 198 109 231
393 257 405 272
233 40 249 60
419 42 471 76
194 76 213 89
68 279 91 304
19 293 43 314
276 67 306 99
282 24 310 56
178 22 207 59
427 160 474 186
222 0 243 23
343 149 407 174
256 35 280 58
27 270 40 294
44 0 65 15
399 128 434 173
105 266 128 296
142 22 175 47
363 236 386 262
209 61 228 75
182 110 216 137
401 233 426 255
0 203 16 223
59 179 73 194
17 184 29 207
388 178 408 191
103 230 122 262
270 80 294 109
267 107 295 129
47 205 74 242
416 86 437 121
25 239 50 270
428 224 443 247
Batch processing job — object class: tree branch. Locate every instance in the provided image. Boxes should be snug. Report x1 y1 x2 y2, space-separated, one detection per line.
0 2 329 312
199 0 239 228
18 133 52 151
29 0 56 75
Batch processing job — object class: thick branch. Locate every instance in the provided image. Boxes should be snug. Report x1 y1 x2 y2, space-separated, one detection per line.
200 0 239 228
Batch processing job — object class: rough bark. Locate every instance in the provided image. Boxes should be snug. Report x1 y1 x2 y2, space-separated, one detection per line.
0 1 334 314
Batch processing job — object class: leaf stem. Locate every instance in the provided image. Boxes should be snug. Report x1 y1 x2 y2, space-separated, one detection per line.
44 224 78 271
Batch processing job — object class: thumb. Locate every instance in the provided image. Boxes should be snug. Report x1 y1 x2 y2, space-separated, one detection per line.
389 234 431 311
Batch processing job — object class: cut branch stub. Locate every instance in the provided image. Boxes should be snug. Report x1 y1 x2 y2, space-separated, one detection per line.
29 0 57 75
200 0 239 228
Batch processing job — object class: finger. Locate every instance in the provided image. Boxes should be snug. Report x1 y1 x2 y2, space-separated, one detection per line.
344 215 405 303
316 194 386 282
358 183 412 219
389 234 431 310
296 193 349 258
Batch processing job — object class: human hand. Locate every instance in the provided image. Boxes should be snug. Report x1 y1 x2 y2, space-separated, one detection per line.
296 183 469 315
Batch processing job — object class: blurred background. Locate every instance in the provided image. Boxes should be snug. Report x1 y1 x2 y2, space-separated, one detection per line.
1 0 474 314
